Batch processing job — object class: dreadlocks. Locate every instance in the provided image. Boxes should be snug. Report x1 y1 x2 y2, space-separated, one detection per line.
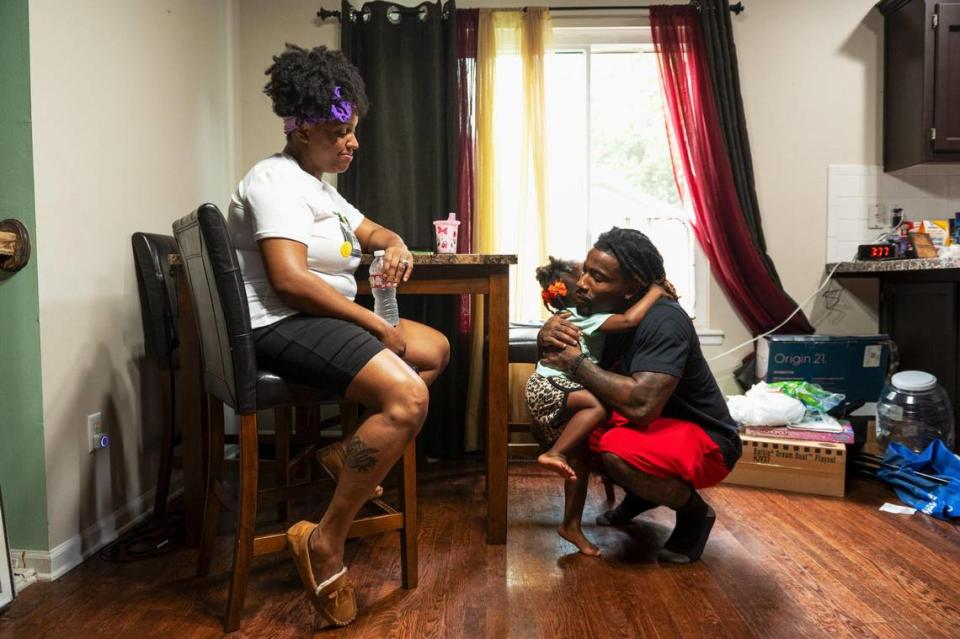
264 44 370 121
594 227 679 300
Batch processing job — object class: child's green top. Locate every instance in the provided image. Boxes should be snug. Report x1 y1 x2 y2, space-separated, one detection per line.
535 309 613 379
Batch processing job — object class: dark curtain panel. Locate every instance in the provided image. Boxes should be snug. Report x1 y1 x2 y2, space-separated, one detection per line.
340 0 458 248
651 6 815 336
699 0 785 290
341 0 467 457
456 8 477 337
875 0 912 15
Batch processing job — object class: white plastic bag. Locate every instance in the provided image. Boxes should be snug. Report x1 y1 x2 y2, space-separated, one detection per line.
727 382 806 426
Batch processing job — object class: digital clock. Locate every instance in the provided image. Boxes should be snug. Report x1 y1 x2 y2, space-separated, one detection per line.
856 243 901 261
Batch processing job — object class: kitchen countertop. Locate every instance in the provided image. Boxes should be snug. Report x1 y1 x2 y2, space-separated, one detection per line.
827 256 960 275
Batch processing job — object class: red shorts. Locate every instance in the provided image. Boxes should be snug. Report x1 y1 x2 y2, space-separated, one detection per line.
588 412 730 489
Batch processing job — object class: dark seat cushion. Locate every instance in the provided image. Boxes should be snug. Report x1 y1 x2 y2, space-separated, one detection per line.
509 321 544 364
255 370 342 410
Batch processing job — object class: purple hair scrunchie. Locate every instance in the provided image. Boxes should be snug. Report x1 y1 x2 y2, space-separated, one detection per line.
282 85 354 134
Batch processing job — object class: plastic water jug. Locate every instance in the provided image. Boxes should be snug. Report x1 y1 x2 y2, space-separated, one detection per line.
876 370 955 452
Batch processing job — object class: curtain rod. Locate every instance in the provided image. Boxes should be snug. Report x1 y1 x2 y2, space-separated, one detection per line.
542 3 743 12
317 2 744 21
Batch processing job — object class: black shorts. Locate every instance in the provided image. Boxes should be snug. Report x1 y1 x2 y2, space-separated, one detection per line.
253 314 386 396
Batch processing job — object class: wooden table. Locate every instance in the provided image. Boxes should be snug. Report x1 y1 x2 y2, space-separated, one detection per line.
172 253 516 545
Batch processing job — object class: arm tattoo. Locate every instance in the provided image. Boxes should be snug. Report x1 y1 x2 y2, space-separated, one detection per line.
575 361 677 423
626 371 677 420
344 436 380 473
575 359 629 406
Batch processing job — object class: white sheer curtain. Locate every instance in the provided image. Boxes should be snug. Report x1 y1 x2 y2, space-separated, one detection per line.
486 9 553 322
464 7 552 450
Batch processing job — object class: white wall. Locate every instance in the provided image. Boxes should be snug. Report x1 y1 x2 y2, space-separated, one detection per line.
827 163 960 263
29 0 237 552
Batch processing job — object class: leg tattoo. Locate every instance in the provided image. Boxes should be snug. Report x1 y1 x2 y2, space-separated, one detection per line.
344 436 380 473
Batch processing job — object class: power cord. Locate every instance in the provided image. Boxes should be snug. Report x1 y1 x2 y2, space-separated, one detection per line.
707 214 903 363
707 261 844 362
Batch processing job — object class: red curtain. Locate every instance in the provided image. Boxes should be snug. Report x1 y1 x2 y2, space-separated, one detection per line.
456 9 478 336
650 6 814 336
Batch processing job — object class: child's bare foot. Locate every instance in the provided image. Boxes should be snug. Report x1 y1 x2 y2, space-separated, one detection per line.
538 452 577 480
558 524 601 556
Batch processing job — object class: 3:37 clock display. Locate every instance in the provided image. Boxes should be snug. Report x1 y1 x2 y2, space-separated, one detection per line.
856 243 901 261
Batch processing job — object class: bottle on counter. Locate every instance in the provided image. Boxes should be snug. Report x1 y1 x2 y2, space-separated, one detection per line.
891 207 904 228
897 220 914 257
370 250 400 326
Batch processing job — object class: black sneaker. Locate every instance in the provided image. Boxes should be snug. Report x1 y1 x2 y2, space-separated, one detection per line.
595 492 657 526
658 504 716 564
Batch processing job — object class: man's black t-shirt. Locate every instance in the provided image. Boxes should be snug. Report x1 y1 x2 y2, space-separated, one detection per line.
602 299 742 469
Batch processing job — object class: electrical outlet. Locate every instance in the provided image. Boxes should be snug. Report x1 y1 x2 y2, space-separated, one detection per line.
87 412 107 453
868 202 887 229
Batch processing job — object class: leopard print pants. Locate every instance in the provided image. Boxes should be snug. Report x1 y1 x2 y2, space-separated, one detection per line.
524 372 585 448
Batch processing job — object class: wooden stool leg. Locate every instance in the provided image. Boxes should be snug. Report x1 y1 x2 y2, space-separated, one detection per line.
399 440 418 589
274 407 291 522
224 413 259 633
153 371 175 518
197 397 224 577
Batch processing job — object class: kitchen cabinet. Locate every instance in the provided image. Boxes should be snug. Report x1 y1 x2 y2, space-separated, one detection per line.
830 257 960 448
879 0 960 171
881 281 957 418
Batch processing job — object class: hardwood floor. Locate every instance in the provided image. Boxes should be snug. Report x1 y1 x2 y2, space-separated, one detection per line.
2 460 959 638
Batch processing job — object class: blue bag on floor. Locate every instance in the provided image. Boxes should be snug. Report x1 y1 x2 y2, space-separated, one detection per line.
877 440 960 520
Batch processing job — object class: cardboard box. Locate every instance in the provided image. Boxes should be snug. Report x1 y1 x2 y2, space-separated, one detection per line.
756 335 890 404
920 220 951 246
724 435 846 497
863 419 882 457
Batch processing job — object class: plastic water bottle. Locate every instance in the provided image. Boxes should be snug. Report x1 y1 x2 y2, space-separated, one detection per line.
876 370 955 452
369 250 399 326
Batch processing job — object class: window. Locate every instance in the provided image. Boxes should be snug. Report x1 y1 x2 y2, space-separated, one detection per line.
545 29 707 325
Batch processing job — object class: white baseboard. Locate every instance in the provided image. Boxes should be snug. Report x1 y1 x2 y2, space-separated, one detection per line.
10 482 183 584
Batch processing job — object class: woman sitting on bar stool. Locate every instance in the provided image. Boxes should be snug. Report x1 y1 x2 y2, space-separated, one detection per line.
227 44 449 627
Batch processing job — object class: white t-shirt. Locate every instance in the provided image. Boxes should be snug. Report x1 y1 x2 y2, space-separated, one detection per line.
227 153 365 329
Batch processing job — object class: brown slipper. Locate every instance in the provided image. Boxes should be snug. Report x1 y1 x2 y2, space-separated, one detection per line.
317 441 384 500
286 521 357 628
314 568 357 628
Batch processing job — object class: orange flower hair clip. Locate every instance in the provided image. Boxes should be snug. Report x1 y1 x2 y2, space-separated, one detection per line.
541 280 568 309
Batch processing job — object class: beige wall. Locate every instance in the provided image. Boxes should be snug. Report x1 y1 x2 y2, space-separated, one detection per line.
706 0 883 388
238 0 340 174
29 0 236 550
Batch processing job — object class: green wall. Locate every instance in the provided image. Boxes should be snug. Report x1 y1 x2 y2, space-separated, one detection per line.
0 0 49 551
